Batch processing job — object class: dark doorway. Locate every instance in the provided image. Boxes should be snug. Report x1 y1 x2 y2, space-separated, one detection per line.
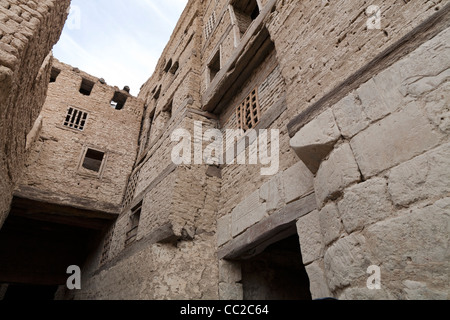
241 234 312 300
0 196 114 300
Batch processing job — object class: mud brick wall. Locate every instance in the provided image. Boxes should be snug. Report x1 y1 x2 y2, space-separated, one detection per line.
0 0 70 228
18 59 145 212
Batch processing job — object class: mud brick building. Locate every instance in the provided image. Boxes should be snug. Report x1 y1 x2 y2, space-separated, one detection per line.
0 0 70 229
0 0 449 300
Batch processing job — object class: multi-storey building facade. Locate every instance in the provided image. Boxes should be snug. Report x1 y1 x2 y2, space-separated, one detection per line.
1 0 449 300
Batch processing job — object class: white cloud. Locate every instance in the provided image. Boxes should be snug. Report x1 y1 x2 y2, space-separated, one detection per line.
53 0 188 95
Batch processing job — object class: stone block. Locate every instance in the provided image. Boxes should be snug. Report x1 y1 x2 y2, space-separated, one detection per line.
324 233 374 293
259 173 284 213
403 280 448 300
319 203 343 246
395 27 450 83
338 178 393 233
290 109 341 174
296 210 323 265
404 68 450 98
217 214 231 247
351 101 443 178
365 198 449 273
357 78 394 122
231 191 267 237
282 161 314 204
305 260 332 300
332 92 370 138
219 283 243 300
372 65 405 114
422 81 450 133
338 287 395 300
314 143 361 208
388 143 450 207
219 260 242 283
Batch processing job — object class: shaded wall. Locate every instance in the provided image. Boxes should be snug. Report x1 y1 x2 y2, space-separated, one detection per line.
0 0 71 228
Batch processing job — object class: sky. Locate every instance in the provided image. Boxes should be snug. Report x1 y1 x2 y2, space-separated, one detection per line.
53 0 188 96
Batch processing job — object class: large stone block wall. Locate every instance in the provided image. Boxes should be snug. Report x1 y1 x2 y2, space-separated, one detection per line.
18 59 145 211
0 0 70 228
291 27 449 300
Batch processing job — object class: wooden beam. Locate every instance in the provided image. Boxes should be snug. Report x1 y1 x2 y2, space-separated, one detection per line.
13 186 120 217
218 193 317 260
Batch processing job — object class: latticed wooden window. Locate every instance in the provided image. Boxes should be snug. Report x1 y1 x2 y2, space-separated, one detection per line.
64 107 88 131
99 226 114 266
236 88 261 132
205 11 216 39
123 169 140 209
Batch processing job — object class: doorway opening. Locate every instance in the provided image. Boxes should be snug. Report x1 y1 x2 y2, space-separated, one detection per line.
240 234 312 300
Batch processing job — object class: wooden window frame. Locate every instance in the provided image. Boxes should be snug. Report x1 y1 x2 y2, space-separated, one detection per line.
125 202 142 246
236 88 261 132
77 146 108 178
63 107 88 131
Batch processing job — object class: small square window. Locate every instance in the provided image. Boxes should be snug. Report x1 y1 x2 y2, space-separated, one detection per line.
169 61 179 74
64 107 88 131
208 49 221 83
50 68 61 83
232 0 260 36
82 149 105 173
80 78 95 96
125 202 142 246
111 91 128 110
164 59 173 73
164 99 173 121
153 85 162 100
236 88 261 132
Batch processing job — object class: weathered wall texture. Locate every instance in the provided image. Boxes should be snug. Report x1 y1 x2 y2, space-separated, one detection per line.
76 164 221 300
72 1 222 300
59 0 449 300
17 59 145 213
0 0 71 228
267 0 447 121
292 26 449 300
